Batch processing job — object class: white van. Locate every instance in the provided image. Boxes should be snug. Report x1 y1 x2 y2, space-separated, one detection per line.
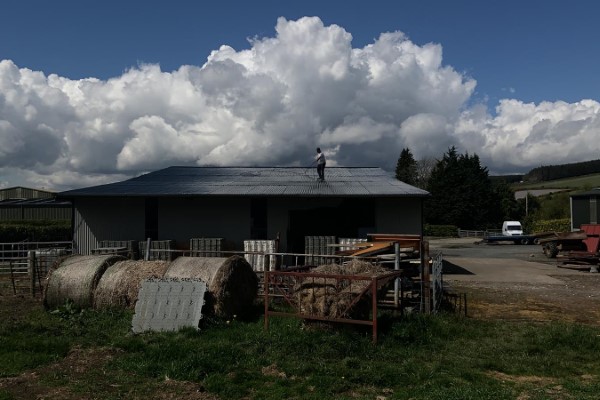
502 221 523 236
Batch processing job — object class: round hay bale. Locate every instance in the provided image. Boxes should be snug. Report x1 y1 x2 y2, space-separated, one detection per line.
164 255 257 318
44 255 124 310
94 260 170 309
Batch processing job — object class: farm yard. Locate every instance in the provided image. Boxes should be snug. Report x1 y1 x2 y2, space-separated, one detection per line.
1 238 600 400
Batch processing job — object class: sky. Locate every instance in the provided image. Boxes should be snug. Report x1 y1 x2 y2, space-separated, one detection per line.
1 0 600 190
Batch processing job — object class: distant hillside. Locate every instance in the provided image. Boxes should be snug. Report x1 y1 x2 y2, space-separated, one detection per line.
523 159 600 182
512 172 600 191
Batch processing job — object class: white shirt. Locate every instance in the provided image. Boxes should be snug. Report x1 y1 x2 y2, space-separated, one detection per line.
316 152 326 165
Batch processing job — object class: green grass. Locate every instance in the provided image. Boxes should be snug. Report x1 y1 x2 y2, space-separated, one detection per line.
513 172 600 191
2 301 600 399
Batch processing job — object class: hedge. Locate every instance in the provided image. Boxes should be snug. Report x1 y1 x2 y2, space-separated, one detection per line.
530 218 571 234
0 220 72 242
424 224 459 237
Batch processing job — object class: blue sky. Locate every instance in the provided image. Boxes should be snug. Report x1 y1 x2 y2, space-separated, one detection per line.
1 0 600 189
3 0 598 104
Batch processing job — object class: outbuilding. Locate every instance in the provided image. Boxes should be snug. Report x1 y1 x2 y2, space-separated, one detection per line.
570 188 600 230
0 186 72 222
59 167 429 255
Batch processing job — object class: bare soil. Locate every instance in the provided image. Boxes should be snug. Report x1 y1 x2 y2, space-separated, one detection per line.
451 274 600 325
431 237 600 325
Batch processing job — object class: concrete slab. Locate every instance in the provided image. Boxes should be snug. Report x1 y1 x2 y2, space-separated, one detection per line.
444 257 580 284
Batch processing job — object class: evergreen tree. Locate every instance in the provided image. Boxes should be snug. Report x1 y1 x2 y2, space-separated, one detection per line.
395 148 417 186
491 180 522 222
425 146 499 229
415 157 435 189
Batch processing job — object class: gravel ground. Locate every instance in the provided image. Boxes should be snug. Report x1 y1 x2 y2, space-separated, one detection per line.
429 237 600 324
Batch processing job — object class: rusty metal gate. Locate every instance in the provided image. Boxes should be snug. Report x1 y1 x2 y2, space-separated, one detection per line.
263 269 403 343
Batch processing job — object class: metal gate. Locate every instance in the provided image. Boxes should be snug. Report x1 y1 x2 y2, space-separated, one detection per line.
431 251 443 313
0 241 73 296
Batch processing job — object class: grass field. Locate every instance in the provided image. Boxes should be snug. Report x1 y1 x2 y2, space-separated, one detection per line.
1 296 600 400
513 173 600 191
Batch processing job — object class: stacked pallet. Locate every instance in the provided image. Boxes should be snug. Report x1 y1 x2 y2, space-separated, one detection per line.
139 240 175 261
304 236 336 265
190 238 223 257
244 240 277 271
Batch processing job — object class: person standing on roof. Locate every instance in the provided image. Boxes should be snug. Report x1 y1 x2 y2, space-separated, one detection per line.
315 147 326 181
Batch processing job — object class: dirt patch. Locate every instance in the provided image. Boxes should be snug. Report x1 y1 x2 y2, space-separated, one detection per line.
0 293 40 319
431 238 600 325
486 370 594 400
0 338 217 400
261 364 287 379
450 274 600 325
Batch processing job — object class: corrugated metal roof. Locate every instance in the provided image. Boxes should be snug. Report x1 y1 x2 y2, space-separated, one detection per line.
571 188 600 198
0 198 71 206
0 186 56 201
59 167 430 198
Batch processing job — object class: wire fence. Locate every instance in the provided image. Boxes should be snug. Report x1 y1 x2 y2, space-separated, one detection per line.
457 229 501 238
0 241 448 318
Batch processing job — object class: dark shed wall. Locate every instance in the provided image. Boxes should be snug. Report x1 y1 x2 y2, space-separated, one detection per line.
158 197 251 250
571 196 599 229
0 204 71 221
0 208 21 220
73 198 145 255
268 198 362 253
24 206 71 220
72 195 423 254
268 197 422 253
375 197 422 235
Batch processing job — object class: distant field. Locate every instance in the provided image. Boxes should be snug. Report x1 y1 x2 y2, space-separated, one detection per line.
512 173 600 191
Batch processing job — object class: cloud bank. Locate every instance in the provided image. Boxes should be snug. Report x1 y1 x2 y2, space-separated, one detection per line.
0 16 599 190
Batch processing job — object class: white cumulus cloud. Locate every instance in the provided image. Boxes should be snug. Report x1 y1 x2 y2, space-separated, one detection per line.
0 16 598 190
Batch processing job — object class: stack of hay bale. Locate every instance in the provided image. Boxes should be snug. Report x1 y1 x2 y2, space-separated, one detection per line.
44 254 257 319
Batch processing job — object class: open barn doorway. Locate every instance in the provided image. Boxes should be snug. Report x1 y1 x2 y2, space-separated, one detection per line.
287 199 375 254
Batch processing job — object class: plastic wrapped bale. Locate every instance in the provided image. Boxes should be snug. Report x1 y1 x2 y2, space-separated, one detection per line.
44 255 124 310
93 260 170 309
164 255 257 319
294 260 389 319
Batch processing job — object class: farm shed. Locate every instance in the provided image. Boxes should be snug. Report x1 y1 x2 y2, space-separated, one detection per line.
59 167 430 255
0 187 72 221
571 189 600 229
0 186 55 201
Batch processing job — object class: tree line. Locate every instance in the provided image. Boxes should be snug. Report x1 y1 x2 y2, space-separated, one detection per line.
395 147 525 230
524 159 600 182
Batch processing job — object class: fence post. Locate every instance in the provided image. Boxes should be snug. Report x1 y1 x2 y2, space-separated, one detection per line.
264 271 270 331
422 241 431 314
145 238 151 261
28 250 36 297
372 277 378 344
394 242 400 307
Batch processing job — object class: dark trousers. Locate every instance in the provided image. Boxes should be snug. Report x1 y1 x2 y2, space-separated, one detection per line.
317 163 325 180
